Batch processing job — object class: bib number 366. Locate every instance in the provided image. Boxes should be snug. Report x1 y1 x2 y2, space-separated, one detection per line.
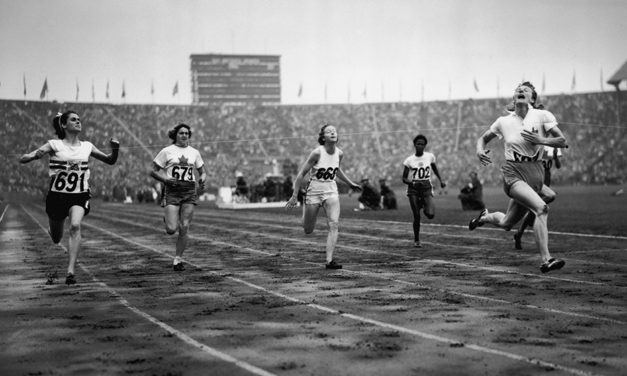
316 167 338 180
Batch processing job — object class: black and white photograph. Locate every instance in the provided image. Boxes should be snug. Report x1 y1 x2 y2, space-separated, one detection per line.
1 0 626 375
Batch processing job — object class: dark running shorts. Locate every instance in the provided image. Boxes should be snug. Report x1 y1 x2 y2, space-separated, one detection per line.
165 181 198 206
407 180 433 198
46 191 91 221
501 160 544 197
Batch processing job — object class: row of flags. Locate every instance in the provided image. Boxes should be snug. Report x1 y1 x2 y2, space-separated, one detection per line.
30 75 180 101
295 70 606 101
17 69 608 102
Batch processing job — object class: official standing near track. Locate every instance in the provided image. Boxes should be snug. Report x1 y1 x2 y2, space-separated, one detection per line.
19 110 119 285
150 123 206 271
469 81 568 273
286 123 361 269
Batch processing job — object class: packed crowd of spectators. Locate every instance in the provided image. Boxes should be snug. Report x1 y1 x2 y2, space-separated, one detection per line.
2 90 624 202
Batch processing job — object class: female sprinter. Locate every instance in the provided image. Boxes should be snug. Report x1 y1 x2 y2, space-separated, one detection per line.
20 110 119 284
286 123 361 269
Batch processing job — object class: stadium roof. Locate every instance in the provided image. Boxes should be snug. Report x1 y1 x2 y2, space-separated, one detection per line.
607 60 627 88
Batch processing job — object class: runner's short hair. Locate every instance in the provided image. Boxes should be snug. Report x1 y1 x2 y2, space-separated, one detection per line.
168 123 192 143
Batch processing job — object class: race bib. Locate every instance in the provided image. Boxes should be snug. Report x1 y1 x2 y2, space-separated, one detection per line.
170 164 195 182
410 166 431 181
50 160 89 193
314 167 338 181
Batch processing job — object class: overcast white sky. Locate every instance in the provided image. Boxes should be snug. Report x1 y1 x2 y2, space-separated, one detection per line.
1 0 626 105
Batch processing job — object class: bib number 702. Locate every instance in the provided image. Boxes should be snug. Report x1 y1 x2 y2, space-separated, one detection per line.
411 166 431 180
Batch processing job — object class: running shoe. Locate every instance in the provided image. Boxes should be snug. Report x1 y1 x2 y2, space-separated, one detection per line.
173 263 185 271
468 209 488 230
513 233 523 250
540 258 565 273
325 260 342 270
413 241 422 248
65 273 76 285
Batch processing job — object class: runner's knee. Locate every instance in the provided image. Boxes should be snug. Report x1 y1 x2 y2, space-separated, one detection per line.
51 233 62 244
537 204 549 216
328 221 339 232
303 224 315 234
68 223 81 236
178 223 189 235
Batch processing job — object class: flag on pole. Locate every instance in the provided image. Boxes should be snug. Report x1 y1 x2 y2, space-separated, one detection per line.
151 80 155 96
362 83 367 99
473 78 479 93
39 78 48 100
75 80 79 101
23 74 27 97
106 80 110 99
172 81 179 96
571 71 576 91
121 81 126 99
297 83 302 98
91 79 95 102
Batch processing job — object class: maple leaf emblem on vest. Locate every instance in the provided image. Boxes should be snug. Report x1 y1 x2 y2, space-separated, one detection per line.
178 155 190 166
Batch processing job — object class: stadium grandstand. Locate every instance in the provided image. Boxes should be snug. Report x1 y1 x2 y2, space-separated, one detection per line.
2 90 625 202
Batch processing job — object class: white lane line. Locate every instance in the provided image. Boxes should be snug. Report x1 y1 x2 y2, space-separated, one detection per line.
21 206 276 376
118 206 626 261
84 220 604 376
88 214 627 325
355 219 627 241
191 208 627 241
96 208 617 285
0 203 9 224
191 214 627 268
195 222 612 286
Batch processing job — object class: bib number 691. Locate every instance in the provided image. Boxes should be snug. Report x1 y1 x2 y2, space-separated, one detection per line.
53 171 85 192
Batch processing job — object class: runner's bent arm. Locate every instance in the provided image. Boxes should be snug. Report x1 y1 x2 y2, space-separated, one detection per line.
521 126 567 149
19 143 53 164
430 162 446 188
285 149 319 207
91 138 120 165
402 166 412 186
150 162 175 187
335 168 361 191
196 165 207 191
477 129 497 166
